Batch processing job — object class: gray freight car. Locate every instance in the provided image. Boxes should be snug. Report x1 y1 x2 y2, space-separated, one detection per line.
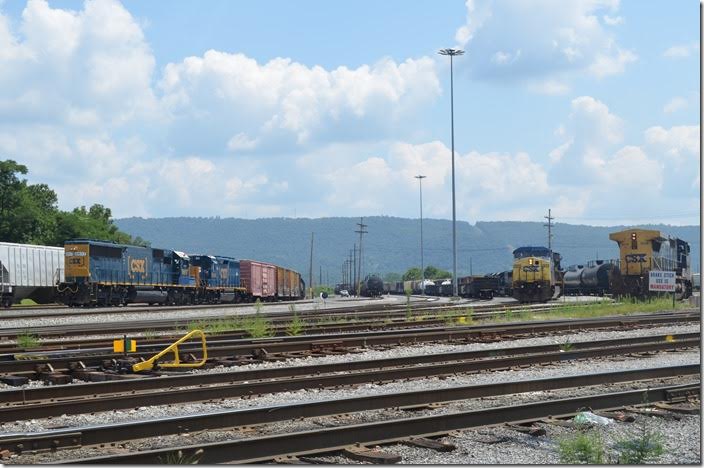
0 242 64 307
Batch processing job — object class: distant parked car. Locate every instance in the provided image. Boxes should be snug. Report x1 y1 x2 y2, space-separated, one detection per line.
339 289 350 297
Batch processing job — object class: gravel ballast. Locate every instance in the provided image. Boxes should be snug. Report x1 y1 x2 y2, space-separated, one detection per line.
0 322 699 464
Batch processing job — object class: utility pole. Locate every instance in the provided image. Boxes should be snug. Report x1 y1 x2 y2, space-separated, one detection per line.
308 232 314 298
470 257 473 276
355 218 368 297
544 209 554 252
352 245 357 294
415 175 426 296
544 209 555 285
319 265 322 286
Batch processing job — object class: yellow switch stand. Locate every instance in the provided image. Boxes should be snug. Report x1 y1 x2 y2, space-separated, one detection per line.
132 329 208 373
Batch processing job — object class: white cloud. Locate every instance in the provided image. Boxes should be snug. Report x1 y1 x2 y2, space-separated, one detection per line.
549 139 573 162
587 48 637 78
454 0 636 86
159 50 440 149
549 97 698 218
663 42 699 59
227 132 258 152
305 140 551 221
0 0 159 127
663 96 688 114
528 79 570 95
569 96 624 145
602 15 623 25
644 125 699 166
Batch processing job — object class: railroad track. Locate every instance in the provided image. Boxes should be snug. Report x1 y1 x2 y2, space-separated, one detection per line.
0 332 697 424
0 299 574 339
1 311 698 375
10 365 696 463
0 300 636 352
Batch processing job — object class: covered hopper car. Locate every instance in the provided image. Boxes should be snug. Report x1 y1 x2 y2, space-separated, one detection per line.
0 242 64 307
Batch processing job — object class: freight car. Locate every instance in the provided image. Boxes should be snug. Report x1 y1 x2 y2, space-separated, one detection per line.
486 270 512 297
609 228 692 299
360 275 384 297
458 275 499 299
563 260 622 296
0 242 64 307
511 246 563 303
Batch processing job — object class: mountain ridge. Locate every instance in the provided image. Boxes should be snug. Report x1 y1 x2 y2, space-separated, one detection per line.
115 216 700 283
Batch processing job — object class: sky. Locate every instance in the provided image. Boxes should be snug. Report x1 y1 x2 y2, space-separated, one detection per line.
0 0 700 225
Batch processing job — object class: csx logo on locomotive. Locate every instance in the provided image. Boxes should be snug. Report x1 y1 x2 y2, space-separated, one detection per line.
625 253 647 263
130 258 146 273
522 265 540 272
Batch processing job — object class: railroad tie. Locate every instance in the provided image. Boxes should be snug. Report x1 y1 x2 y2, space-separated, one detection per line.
342 444 402 464
505 423 546 437
402 437 456 452
654 402 700 415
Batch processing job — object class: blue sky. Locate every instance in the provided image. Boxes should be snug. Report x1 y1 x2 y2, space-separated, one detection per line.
0 0 700 225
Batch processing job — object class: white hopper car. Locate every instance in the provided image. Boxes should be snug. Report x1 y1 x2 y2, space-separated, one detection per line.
0 242 64 307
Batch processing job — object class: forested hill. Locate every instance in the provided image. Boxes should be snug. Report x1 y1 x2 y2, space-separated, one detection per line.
115 216 700 283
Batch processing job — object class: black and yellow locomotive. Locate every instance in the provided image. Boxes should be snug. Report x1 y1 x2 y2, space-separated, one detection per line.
511 246 563 303
609 229 692 299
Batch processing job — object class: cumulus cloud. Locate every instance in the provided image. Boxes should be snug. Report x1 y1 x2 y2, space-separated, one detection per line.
663 96 688 114
302 140 551 222
663 42 699 59
644 125 699 166
548 96 698 221
454 0 636 87
0 0 444 218
159 50 440 152
0 0 160 127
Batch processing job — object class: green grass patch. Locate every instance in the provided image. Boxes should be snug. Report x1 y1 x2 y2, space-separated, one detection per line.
558 430 605 464
286 313 305 336
16 332 40 349
241 314 273 338
613 424 665 464
482 297 684 325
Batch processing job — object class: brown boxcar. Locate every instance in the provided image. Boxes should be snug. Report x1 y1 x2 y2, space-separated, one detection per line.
240 260 277 300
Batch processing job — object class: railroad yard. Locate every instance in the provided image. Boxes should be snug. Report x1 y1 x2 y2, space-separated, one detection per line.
0 295 700 464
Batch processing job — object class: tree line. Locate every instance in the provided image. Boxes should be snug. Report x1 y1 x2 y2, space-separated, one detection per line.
382 265 453 283
0 160 148 247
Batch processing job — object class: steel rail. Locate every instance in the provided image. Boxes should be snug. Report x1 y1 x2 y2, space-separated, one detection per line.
0 337 697 422
2 365 698 455
60 380 700 464
0 311 698 375
0 332 697 405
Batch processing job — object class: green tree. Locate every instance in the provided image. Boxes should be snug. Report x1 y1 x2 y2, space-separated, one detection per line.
0 160 149 247
424 265 452 279
402 267 422 281
0 160 59 244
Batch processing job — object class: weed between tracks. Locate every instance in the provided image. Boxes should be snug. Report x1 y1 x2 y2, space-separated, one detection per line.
484 298 685 324
186 314 274 338
558 423 665 464
16 331 40 349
